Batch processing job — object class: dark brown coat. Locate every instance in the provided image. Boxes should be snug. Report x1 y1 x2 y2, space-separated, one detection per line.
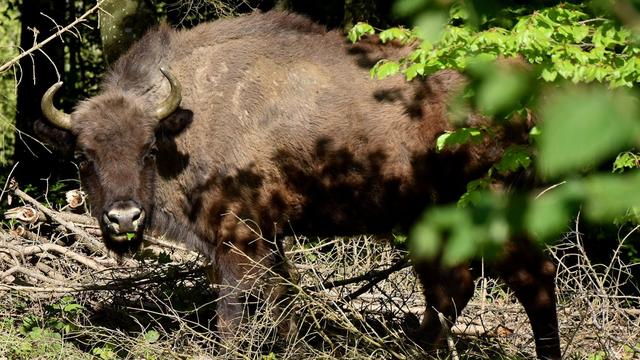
38 12 560 359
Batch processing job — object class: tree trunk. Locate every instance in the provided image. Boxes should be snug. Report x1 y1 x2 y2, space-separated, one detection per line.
13 0 70 186
99 0 157 64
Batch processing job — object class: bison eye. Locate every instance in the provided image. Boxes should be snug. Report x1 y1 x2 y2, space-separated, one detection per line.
145 145 159 161
74 152 91 169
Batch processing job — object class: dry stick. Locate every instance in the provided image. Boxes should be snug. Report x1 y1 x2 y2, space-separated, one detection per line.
0 264 206 293
0 0 106 74
438 312 460 360
306 256 410 295
11 187 104 254
13 265 69 286
19 243 106 271
343 257 410 302
34 261 66 281
54 211 98 227
21 228 51 244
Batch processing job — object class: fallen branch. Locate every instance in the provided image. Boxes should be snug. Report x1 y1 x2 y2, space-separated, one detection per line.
17 243 105 271
11 184 103 254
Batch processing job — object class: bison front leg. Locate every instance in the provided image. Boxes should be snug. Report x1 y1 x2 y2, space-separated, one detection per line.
214 246 296 339
412 261 476 350
211 224 295 340
211 250 247 337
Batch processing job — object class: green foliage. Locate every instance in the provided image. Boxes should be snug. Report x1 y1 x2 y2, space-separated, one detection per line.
91 344 117 360
20 296 84 336
0 0 19 167
1 296 90 359
352 0 640 266
538 86 640 177
366 3 640 88
143 329 160 343
379 27 413 44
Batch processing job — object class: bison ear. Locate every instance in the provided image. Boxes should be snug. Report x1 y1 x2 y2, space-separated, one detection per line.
34 119 76 158
156 108 193 139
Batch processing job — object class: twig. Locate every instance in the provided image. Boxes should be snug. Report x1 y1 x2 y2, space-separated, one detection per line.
343 257 410 302
439 312 460 360
307 256 410 294
0 0 107 74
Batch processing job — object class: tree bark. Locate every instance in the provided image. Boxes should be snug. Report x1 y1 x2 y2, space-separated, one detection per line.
99 0 157 64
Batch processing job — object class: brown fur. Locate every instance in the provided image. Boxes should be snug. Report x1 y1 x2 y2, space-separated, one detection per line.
41 11 559 359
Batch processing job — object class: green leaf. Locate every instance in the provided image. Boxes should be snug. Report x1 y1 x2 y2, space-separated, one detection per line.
409 215 440 260
126 232 136 241
347 22 375 43
63 303 83 313
410 206 471 261
436 128 484 152
414 11 448 44
538 86 640 177
144 330 160 343
475 68 530 116
494 145 531 175
393 0 428 18
458 177 491 207
441 219 477 266
371 60 400 79
583 172 640 221
572 25 589 42
612 152 639 173
541 68 558 82
379 27 412 44
405 63 424 80
525 189 575 240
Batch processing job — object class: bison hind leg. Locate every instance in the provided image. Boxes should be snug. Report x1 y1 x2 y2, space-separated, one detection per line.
494 240 561 360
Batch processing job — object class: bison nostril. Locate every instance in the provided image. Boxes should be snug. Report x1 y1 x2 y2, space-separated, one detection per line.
130 208 141 222
104 204 144 233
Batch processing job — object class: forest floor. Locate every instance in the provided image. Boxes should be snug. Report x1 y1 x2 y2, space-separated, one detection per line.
0 183 639 360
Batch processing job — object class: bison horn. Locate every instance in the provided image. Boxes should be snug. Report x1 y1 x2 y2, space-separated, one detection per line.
155 67 182 119
41 82 72 130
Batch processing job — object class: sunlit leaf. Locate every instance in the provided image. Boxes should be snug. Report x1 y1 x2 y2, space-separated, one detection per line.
347 22 375 43
583 172 640 221
144 330 160 343
613 152 639 173
436 128 484 152
538 86 640 177
371 60 400 79
414 11 448 44
525 188 577 240
379 27 412 44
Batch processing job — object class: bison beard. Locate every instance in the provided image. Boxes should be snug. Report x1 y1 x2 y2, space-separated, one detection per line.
38 11 561 359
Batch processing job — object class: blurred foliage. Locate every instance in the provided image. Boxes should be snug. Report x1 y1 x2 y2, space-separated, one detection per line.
0 0 20 167
351 0 640 266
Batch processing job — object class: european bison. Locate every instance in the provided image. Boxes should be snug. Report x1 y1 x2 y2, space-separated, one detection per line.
38 11 560 359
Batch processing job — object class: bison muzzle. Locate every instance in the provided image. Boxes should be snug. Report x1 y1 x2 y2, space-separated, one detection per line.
37 11 561 359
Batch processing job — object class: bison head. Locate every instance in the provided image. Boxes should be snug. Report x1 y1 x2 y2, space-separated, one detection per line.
39 68 183 255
